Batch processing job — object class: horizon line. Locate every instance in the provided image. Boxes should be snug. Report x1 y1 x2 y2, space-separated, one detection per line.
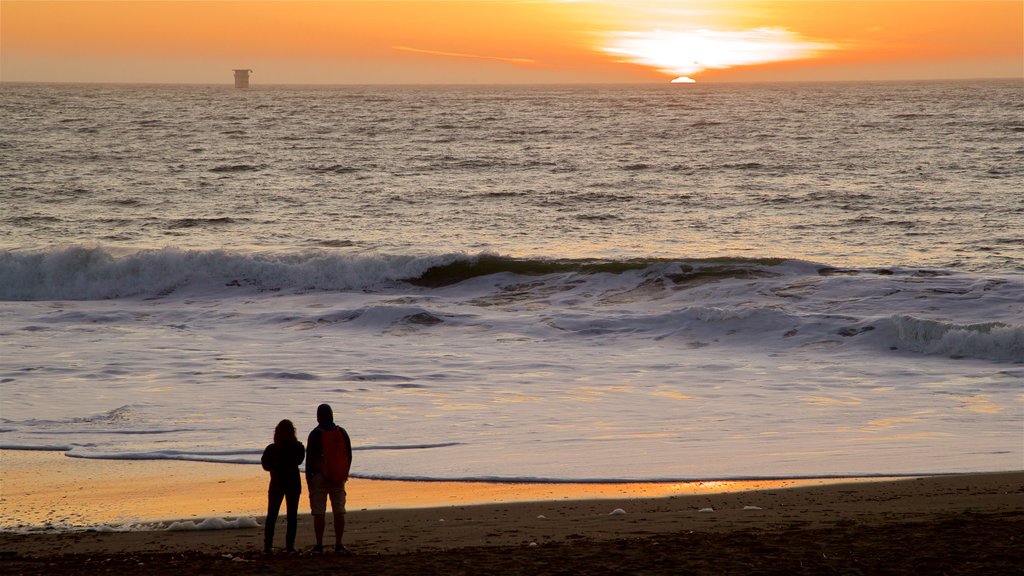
1 76 1020 88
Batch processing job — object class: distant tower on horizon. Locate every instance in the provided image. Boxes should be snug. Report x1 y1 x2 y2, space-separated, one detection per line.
233 69 253 89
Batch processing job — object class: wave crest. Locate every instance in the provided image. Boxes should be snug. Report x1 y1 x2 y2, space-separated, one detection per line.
883 315 1024 362
0 247 463 300
0 247 790 301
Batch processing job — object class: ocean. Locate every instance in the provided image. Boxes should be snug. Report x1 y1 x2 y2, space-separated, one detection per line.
1 80 1022 482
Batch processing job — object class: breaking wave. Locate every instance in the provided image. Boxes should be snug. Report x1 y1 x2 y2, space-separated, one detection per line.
1 246 1020 363
881 315 1024 362
0 246 787 300
0 246 458 300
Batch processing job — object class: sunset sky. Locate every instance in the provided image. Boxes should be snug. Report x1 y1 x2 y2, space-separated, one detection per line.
1 1 1021 84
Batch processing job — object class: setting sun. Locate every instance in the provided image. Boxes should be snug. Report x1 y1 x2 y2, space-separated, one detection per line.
603 27 835 83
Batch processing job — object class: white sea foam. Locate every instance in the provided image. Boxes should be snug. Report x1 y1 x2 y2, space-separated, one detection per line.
166 517 260 531
881 315 1024 362
1 250 1020 481
0 247 461 300
2 247 1019 362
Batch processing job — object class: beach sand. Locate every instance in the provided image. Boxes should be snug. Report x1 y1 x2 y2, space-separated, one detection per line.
1 451 1021 575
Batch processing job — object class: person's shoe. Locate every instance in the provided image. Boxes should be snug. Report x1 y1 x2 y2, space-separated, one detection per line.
310 544 324 556
285 548 299 555
335 544 353 555
262 547 272 556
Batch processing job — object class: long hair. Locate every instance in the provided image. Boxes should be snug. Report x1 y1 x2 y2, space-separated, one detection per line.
273 419 297 445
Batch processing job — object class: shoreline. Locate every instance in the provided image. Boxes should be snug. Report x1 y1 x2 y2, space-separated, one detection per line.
0 449 902 530
0 452 1020 575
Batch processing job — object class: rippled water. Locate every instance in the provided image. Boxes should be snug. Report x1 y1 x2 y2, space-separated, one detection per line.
3 80 1022 269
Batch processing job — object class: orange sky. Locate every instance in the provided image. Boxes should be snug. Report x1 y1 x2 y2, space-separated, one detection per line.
1 1 1021 84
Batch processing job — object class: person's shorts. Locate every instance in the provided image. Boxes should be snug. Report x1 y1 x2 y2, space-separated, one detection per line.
307 473 346 515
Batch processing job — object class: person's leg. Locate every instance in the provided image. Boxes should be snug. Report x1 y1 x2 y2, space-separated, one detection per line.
327 483 349 552
313 514 325 547
308 474 327 553
264 488 285 553
333 512 345 548
284 489 300 552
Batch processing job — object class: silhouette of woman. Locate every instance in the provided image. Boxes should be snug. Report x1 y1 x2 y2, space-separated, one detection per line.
261 419 305 555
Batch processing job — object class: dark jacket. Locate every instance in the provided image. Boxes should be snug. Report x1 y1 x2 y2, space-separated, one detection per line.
261 440 305 494
306 423 352 480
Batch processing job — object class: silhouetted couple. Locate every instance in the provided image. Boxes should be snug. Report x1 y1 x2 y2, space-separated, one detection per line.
261 403 352 556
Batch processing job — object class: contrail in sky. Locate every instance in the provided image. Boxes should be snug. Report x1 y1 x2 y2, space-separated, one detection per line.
393 46 536 65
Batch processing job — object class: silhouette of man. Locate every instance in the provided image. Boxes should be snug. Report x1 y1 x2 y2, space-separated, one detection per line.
305 403 353 555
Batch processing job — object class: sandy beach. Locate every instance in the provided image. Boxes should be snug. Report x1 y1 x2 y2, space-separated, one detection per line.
2 451 1021 575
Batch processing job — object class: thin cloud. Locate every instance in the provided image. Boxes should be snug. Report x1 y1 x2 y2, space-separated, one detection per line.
393 46 537 66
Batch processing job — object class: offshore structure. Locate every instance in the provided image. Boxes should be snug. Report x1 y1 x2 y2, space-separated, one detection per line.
233 69 253 89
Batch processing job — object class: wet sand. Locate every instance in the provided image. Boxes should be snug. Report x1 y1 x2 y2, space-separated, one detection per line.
1 451 1021 575
0 450 851 528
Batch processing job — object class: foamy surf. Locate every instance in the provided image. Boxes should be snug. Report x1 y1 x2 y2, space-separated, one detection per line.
1 247 1020 481
2 248 1019 361
166 517 260 531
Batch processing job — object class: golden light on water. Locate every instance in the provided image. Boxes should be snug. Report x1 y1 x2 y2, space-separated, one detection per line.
603 28 836 82
1 450 900 527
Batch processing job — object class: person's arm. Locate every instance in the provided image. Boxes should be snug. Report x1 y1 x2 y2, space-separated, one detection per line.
292 441 306 467
306 430 320 474
261 444 274 471
342 428 353 463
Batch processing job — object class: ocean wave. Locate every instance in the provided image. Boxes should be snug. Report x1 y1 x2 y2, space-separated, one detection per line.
0 247 790 300
2 247 1020 363
209 163 264 173
880 315 1024 362
167 217 244 229
166 517 260 531
407 254 790 288
0 246 463 300
63 449 260 465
